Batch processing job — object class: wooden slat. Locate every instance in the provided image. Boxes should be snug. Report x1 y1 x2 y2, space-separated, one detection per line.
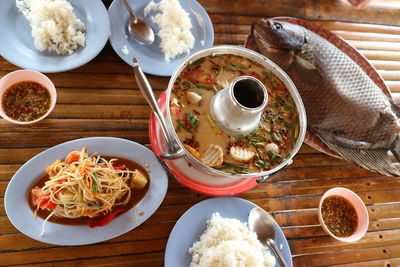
0 239 168 266
371 60 400 70
333 31 400 42
16 253 165 267
293 244 400 266
349 40 400 52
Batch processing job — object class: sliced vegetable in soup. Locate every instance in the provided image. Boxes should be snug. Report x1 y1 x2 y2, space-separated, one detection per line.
170 54 299 174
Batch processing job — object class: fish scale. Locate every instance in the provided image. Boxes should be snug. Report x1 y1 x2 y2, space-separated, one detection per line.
247 18 400 176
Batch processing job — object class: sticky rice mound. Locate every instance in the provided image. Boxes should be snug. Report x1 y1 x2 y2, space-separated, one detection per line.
189 212 276 267
16 0 86 55
144 0 195 61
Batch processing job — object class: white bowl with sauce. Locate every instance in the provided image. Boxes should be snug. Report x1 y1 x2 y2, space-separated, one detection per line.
0 69 57 124
318 187 369 242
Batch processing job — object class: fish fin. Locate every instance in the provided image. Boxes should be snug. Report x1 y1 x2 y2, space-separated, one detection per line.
252 30 295 68
298 43 315 66
315 132 400 176
290 55 324 86
389 98 400 118
245 31 260 53
390 135 400 162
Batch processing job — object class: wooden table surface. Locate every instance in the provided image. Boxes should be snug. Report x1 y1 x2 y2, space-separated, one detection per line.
1 0 400 266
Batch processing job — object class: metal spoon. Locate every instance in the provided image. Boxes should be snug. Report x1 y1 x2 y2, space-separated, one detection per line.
122 0 155 45
132 58 185 159
248 207 289 267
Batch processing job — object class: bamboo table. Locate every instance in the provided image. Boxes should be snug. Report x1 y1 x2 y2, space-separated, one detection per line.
1 0 400 266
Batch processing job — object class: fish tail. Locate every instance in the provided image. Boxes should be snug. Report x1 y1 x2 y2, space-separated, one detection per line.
316 134 400 177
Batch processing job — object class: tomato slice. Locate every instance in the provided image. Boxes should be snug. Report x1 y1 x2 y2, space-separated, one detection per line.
185 69 204 83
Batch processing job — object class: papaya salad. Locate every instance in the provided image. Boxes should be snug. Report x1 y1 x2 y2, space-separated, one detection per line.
30 147 149 235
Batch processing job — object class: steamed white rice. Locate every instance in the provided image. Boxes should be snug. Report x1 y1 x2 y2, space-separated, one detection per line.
189 213 276 267
144 0 195 61
16 0 86 55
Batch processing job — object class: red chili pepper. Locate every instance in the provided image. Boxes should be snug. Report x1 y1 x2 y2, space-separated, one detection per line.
113 165 126 170
87 209 126 228
275 85 287 92
38 197 57 210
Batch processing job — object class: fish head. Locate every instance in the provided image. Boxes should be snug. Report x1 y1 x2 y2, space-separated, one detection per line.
252 19 306 51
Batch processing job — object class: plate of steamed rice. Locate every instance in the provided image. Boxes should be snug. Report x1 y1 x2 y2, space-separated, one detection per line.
108 0 214 76
0 0 110 73
165 197 293 267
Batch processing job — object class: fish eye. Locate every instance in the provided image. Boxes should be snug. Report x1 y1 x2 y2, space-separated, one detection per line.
273 22 283 30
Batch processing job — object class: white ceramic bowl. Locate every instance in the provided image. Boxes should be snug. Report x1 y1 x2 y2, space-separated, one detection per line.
318 187 369 242
0 69 57 124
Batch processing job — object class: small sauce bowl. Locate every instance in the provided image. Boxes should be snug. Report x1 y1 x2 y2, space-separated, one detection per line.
0 70 57 124
318 187 369 242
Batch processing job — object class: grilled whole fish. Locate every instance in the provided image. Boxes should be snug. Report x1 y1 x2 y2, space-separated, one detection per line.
246 18 400 176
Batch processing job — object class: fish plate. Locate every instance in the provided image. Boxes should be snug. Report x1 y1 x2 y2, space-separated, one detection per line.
247 17 393 158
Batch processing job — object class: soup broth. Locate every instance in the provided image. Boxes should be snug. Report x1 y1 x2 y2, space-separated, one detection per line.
170 54 300 174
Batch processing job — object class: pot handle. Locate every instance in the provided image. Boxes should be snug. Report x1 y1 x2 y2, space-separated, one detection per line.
132 58 186 159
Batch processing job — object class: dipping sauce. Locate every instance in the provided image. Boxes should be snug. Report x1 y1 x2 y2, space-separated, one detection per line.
321 195 358 237
2 81 51 122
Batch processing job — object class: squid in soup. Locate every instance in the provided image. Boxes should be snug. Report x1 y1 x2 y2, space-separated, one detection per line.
170 54 300 174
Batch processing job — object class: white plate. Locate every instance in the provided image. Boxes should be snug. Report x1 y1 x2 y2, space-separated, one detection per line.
0 0 110 73
108 0 214 76
4 137 168 246
165 197 293 267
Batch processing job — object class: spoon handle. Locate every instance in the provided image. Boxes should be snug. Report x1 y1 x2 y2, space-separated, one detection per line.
122 0 138 23
266 238 289 267
132 58 185 159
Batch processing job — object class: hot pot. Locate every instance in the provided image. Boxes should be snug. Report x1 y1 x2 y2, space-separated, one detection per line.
134 45 306 184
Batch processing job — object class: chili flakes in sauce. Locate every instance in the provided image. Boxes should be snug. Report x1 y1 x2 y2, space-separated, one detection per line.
2 81 51 122
321 195 358 237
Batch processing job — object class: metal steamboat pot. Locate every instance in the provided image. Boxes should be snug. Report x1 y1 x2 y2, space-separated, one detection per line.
134 45 307 182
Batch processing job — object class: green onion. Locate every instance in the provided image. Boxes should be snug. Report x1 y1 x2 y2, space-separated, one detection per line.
92 172 98 192
186 113 199 129
223 66 233 71
284 105 293 111
215 66 222 80
196 84 210 90
188 58 205 69
262 71 273 78
222 162 249 169
231 63 248 69
182 81 192 88
272 133 281 142
268 151 279 160
294 123 299 138
215 165 231 170
235 170 251 174
212 85 219 94
255 160 266 168
177 119 192 133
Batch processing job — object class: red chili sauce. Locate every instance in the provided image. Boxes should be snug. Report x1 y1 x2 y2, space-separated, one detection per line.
2 81 51 121
321 195 358 237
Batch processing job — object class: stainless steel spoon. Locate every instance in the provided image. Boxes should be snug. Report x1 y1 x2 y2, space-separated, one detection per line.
248 207 289 267
132 58 185 159
123 0 155 45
